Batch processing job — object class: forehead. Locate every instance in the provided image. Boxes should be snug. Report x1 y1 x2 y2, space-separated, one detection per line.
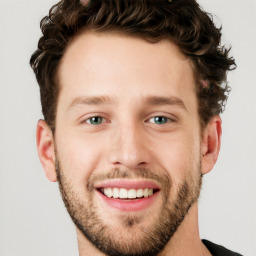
57 30 196 108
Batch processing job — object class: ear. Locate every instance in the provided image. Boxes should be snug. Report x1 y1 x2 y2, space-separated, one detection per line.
201 116 222 175
36 120 57 182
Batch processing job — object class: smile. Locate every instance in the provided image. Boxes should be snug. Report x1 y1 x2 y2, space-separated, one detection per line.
100 187 156 199
95 179 161 211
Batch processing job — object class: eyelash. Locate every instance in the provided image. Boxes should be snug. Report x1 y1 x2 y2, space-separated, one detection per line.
85 116 106 125
84 115 176 126
148 116 174 125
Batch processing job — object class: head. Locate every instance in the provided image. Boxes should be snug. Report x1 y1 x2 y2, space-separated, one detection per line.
31 1 235 255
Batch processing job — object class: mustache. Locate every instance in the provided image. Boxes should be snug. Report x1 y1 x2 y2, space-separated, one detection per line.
87 168 172 194
55 157 172 200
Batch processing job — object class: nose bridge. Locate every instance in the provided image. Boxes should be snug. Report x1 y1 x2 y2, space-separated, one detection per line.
109 118 149 169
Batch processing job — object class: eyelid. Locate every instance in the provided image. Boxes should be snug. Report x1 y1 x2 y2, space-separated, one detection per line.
149 116 170 122
148 117 173 125
79 112 177 125
81 113 108 124
85 116 105 124
146 113 177 123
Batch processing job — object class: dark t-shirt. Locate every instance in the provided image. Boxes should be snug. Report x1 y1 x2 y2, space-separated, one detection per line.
202 239 243 256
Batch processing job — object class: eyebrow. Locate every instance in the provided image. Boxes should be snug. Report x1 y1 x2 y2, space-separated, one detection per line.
68 95 187 111
144 96 187 111
69 95 113 109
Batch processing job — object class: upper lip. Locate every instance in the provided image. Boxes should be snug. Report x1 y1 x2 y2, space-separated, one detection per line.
94 179 161 190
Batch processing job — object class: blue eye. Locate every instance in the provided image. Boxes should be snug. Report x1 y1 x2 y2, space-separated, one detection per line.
86 116 104 125
149 116 170 124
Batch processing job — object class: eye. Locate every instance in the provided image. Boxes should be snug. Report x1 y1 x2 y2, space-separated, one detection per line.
149 116 171 125
86 116 105 125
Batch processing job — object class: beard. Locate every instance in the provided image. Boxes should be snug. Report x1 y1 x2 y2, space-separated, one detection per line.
56 159 202 256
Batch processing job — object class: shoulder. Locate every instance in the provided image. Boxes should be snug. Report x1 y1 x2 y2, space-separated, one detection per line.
202 239 244 256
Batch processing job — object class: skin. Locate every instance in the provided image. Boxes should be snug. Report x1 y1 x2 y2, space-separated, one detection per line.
37 31 221 256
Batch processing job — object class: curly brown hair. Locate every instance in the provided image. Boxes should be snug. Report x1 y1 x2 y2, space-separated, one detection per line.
30 0 236 131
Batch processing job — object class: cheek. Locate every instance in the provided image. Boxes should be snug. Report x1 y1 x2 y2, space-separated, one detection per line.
154 130 200 183
55 130 105 184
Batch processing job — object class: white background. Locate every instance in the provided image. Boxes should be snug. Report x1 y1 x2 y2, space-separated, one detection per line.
0 0 255 255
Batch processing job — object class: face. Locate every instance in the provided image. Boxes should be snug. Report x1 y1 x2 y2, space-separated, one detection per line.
54 31 203 256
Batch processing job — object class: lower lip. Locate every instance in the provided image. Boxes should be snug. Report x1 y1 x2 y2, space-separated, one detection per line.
97 190 159 211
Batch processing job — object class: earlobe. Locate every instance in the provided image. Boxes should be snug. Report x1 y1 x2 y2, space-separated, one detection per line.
201 116 222 175
36 120 57 182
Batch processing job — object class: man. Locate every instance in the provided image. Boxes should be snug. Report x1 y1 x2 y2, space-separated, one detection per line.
30 0 242 255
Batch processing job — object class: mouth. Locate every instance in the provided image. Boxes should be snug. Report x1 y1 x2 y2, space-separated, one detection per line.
95 179 161 211
98 187 159 200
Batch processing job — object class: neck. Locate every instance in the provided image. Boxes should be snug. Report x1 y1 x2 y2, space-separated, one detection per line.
77 202 211 256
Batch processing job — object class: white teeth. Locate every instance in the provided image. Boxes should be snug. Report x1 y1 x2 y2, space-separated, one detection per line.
113 188 119 198
102 188 156 199
136 189 144 198
127 189 137 199
119 188 128 199
144 188 149 198
103 188 113 198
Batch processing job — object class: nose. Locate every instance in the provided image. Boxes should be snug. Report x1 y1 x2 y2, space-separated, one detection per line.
108 122 152 170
